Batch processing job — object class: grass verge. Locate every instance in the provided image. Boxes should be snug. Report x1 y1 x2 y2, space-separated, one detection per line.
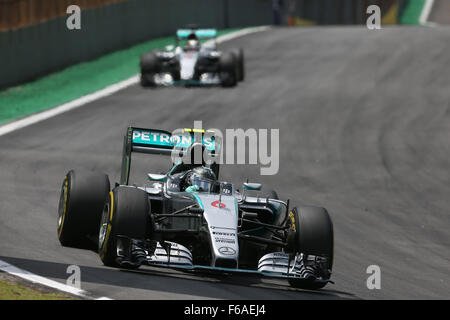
400 0 426 25
0 272 78 300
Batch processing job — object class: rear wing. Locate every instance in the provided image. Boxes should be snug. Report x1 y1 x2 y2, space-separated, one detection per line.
120 127 221 185
176 28 217 39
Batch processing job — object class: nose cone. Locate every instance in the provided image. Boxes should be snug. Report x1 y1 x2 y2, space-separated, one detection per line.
196 193 239 268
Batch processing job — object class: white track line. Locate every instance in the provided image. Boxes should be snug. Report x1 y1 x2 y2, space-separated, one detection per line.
419 0 435 26
0 26 269 138
216 26 270 44
0 259 111 300
0 76 139 137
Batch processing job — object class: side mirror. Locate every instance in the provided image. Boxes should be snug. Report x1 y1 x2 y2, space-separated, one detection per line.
243 182 262 191
147 174 167 182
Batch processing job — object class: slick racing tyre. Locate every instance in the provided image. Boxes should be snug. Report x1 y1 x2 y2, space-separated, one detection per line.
232 48 245 81
57 170 110 249
98 186 151 267
219 52 238 87
140 74 156 87
140 52 159 87
287 206 334 290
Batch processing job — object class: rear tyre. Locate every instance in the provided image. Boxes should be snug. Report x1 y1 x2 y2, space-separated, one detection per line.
98 186 151 267
287 206 334 289
219 52 237 87
57 170 110 249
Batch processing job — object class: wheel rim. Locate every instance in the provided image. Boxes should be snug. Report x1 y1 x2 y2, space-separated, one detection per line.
98 201 110 250
57 179 67 235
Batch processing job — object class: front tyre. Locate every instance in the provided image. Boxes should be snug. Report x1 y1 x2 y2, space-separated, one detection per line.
140 52 159 87
98 186 151 267
287 206 334 290
57 170 110 249
219 52 237 87
232 48 245 81
140 74 156 87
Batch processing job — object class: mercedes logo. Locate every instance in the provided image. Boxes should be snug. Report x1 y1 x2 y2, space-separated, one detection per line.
218 246 236 255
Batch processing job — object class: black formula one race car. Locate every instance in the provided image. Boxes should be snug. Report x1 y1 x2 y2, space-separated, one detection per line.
140 28 244 87
57 127 334 290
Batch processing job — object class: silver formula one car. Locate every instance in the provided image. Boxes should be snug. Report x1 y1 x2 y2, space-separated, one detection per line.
140 28 244 87
57 127 334 290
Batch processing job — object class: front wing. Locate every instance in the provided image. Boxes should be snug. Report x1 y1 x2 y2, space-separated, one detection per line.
154 73 221 86
115 236 332 285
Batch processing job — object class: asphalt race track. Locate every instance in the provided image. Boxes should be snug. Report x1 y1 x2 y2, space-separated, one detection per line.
0 26 449 299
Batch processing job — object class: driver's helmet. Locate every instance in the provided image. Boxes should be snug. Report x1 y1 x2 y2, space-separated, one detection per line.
186 32 199 49
185 166 216 192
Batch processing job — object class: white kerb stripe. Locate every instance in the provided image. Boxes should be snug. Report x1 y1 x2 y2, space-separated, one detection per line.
419 0 435 25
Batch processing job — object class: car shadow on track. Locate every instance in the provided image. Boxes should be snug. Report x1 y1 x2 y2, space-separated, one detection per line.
0 255 357 300
123 266 358 299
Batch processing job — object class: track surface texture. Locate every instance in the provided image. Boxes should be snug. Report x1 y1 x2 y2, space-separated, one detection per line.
429 0 450 24
0 26 449 300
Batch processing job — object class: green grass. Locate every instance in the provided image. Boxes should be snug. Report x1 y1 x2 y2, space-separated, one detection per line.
400 0 426 25
0 279 75 300
0 29 239 125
